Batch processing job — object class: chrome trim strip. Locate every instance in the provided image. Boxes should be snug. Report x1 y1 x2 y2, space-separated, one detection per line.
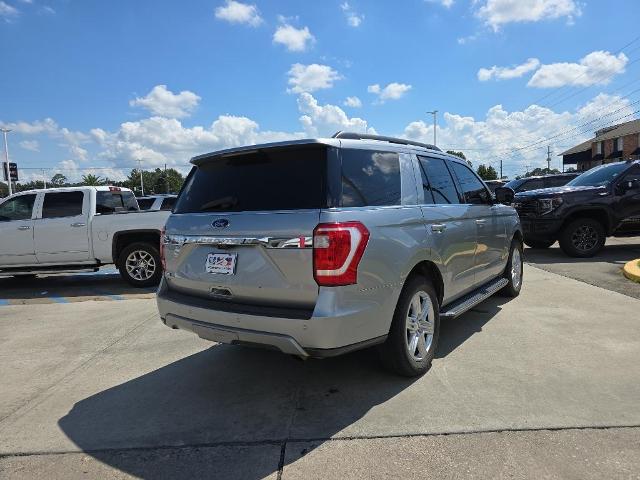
163 234 313 249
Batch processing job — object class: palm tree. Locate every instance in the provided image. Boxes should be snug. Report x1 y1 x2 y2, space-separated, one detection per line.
81 174 104 186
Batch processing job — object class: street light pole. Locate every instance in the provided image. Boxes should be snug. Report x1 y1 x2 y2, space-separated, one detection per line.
1 128 12 196
137 159 145 196
426 110 438 146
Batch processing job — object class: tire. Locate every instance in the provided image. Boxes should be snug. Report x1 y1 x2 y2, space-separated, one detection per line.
500 239 524 297
558 218 606 258
378 276 440 377
524 239 554 249
118 242 162 288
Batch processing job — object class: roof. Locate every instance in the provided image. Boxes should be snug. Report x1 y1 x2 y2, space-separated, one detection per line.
560 119 640 156
7 186 132 196
191 133 457 167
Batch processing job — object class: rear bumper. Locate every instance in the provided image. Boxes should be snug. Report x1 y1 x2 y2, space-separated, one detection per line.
156 278 397 357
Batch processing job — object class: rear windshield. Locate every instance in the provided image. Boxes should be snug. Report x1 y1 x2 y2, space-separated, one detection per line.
137 198 155 210
174 146 327 213
96 191 139 214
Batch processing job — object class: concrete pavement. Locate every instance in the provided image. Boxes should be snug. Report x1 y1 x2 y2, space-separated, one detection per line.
1 265 639 478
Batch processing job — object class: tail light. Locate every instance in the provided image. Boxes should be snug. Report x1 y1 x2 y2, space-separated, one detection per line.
313 221 369 286
159 227 167 271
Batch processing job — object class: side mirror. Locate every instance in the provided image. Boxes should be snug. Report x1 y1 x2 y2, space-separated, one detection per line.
494 186 515 204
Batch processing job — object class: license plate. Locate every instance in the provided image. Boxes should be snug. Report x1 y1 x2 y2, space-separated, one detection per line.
205 253 237 275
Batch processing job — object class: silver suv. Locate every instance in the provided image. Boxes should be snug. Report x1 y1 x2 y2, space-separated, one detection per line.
157 132 523 376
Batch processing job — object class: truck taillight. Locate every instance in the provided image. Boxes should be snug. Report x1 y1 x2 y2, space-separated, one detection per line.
160 227 167 271
313 221 369 286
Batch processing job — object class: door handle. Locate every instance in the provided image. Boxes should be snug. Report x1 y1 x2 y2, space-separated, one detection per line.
17 225 31 231
70 222 86 227
476 219 487 226
431 224 446 233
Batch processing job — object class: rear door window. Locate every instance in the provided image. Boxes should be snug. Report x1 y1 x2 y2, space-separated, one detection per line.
137 198 155 210
0 194 36 221
160 197 177 210
340 150 401 207
42 192 84 218
544 176 571 188
418 156 461 204
175 146 327 213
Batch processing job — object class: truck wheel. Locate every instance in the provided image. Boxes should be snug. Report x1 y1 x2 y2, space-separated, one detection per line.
118 242 162 288
378 276 440 377
524 239 554 249
558 218 606 258
500 239 523 297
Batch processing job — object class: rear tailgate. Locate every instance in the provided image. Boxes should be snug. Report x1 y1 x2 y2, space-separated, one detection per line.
163 144 330 310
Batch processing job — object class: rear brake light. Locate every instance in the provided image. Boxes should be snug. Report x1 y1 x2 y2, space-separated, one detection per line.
313 221 369 286
159 227 167 271
109 186 122 192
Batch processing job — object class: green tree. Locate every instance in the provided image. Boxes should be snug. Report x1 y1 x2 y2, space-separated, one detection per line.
50 173 68 187
81 174 104 186
0 181 8 198
476 164 498 180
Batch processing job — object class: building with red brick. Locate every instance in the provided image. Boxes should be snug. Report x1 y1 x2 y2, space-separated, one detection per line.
560 119 640 171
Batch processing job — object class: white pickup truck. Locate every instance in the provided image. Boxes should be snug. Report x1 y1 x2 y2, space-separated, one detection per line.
0 186 170 287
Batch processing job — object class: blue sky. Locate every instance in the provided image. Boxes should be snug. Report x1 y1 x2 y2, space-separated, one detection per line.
1 0 640 181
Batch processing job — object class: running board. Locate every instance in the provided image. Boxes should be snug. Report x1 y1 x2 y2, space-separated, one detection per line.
0 266 100 277
440 277 508 319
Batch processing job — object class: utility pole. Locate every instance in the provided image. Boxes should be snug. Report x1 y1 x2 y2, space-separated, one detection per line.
164 163 168 193
546 145 552 172
137 159 145 196
426 110 438 146
1 128 12 196
500 159 503 179
42 169 47 189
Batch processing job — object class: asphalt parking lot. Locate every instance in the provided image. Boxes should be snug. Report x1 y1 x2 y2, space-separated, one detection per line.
0 238 639 479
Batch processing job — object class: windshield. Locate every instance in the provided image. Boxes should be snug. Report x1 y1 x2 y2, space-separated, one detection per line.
504 179 525 191
567 162 630 187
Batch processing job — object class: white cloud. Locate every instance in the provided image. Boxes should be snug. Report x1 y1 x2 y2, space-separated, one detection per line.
0 1 18 19
367 82 412 102
402 93 636 177
478 58 540 81
343 96 362 108
214 0 262 27
340 2 364 27
287 63 342 94
475 0 581 31
528 51 628 88
273 23 315 52
297 93 373 137
129 85 201 118
425 0 454 8
39 6 55 15
19 140 39 152
0 118 58 135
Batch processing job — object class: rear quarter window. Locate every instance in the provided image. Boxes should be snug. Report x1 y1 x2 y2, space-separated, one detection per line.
340 149 401 207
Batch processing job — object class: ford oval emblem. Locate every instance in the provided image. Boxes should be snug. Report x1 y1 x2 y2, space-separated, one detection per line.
212 219 230 229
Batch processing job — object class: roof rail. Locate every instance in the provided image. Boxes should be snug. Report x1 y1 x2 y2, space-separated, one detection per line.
332 131 441 152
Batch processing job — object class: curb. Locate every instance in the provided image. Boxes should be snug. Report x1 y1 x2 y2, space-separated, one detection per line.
622 259 640 283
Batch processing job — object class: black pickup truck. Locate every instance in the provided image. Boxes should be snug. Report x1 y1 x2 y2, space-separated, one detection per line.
513 160 640 257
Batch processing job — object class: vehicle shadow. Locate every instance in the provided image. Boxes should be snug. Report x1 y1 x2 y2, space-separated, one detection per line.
0 269 155 300
524 241 640 266
57 295 512 479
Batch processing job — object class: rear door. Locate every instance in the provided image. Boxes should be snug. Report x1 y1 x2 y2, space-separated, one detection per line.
0 194 37 265
35 191 91 263
164 145 328 310
614 166 640 234
417 156 477 301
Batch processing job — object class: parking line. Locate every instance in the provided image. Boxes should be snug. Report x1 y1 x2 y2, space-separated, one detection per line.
50 296 70 304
